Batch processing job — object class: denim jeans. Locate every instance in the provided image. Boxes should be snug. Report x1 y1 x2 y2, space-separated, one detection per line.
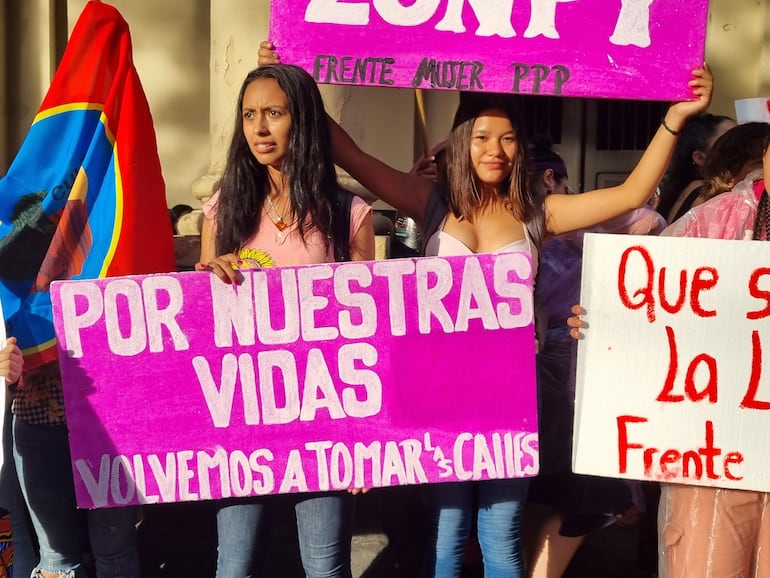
424 479 529 578
0 405 38 577
215 492 354 578
13 417 140 578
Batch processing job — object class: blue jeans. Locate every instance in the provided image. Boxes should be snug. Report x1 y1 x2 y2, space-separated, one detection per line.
0 405 38 577
424 479 529 578
13 417 140 578
215 493 354 578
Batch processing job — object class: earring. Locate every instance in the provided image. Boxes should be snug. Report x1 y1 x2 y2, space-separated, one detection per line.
546 188 552 195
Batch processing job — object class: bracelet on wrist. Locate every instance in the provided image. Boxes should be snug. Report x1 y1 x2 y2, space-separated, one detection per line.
661 116 682 136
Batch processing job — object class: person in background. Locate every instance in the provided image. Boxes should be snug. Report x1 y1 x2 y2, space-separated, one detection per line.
654 125 770 578
656 113 736 223
168 204 194 235
568 129 770 578
258 39 712 578
683 121 770 212
0 336 38 578
524 135 665 578
197 63 374 578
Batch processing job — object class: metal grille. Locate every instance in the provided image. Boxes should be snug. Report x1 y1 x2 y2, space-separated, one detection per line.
595 99 669 150
511 94 563 145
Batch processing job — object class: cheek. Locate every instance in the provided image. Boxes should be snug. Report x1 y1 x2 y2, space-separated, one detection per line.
469 145 484 164
278 123 292 147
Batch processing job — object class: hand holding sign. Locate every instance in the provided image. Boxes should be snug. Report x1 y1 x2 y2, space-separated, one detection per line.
270 0 709 100
0 337 23 385
662 63 714 132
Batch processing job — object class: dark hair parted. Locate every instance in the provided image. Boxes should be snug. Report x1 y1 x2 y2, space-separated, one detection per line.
531 134 568 181
701 122 770 200
445 92 534 222
215 64 339 255
657 113 734 219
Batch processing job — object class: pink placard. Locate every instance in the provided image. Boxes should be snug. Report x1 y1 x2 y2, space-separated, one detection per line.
51 254 538 508
269 0 708 101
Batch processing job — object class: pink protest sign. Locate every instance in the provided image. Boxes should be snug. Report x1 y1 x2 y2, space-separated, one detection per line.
269 0 709 100
51 254 538 508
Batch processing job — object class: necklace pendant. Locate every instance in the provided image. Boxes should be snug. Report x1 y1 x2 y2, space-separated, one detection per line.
274 218 288 232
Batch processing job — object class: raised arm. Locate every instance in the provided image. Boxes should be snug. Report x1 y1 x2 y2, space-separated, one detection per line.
544 64 714 235
0 337 22 384
258 41 435 228
327 117 434 225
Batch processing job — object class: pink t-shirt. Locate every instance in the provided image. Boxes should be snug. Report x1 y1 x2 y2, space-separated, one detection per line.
203 191 371 267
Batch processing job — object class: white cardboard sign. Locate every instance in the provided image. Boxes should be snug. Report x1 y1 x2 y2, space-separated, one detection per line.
574 233 770 491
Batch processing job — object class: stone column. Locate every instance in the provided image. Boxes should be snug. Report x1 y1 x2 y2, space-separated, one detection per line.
706 0 765 115
190 0 270 207
2 0 59 169
0 1 7 168
192 0 418 204
761 0 770 96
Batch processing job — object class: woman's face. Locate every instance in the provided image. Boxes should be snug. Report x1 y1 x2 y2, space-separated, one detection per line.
241 77 292 170
470 109 517 186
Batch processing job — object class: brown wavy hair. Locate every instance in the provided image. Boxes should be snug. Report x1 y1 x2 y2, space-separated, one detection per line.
444 92 534 222
701 121 770 201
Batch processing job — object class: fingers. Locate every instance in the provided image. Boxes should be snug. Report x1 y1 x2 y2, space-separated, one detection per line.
257 40 281 66
570 304 585 316
348 488 371 495
7 352 22 383
569 326 584 341
198 254 244 285
0 339 22 383
567 304 586 341
675 62 713 113
410 156 438 182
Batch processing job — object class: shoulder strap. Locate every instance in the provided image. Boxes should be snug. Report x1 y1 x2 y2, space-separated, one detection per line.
419 188 547 256
419 186 449 255
525 196 546 253
333 188 354 262
672 184 705 223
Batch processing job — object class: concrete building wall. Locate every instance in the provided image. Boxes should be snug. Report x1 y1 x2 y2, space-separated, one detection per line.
706 0 770 116
1 0 770 209
66 0 211 209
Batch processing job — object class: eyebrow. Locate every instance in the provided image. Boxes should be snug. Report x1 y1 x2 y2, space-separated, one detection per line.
242 104 289 112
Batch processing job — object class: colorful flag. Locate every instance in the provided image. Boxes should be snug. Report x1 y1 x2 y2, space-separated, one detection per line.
0 0 175 370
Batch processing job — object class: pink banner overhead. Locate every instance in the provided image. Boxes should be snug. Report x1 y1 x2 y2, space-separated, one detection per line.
51 254 539 508
269 0 709 101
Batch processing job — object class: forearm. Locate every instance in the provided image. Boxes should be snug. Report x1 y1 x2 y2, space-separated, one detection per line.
328 114 432 224
619 108 684 205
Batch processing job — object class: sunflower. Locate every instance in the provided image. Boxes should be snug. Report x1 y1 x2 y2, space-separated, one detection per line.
236 248 275 269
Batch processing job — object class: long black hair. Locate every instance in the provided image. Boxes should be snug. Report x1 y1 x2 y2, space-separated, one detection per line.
753 130 770 241
445 92 534 222
657 113 733 220
215 64 339 255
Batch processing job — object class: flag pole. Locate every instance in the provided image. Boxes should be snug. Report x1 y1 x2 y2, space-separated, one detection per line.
415 89 430 158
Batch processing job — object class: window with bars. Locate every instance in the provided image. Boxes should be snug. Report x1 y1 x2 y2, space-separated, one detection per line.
512 95 669 151
511 94 564 145
595 99 669 150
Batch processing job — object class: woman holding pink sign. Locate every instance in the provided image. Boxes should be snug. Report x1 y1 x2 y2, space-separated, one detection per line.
258 42 711 577
197 63 374 578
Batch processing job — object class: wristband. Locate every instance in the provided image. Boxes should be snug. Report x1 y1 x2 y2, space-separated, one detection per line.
661 116 682 136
